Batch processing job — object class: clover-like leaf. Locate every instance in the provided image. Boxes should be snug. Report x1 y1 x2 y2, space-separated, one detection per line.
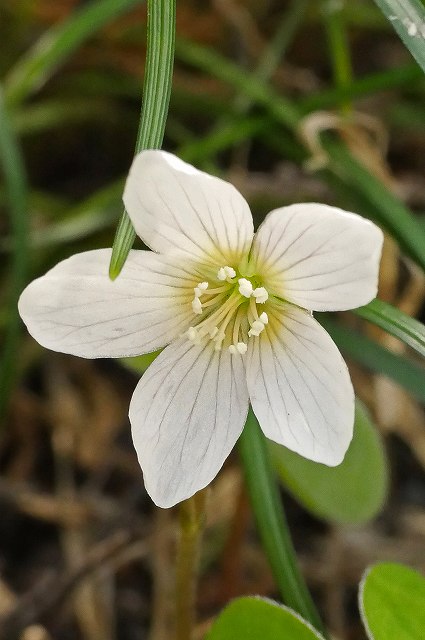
270 401 388 523
360 562 425 640
206 597 325 640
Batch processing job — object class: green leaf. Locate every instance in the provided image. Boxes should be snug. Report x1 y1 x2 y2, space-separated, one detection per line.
355 299 425 358
372 0 425 73
206 597 325 640
4 0 143 107
360 563 425 640
270 402 388 524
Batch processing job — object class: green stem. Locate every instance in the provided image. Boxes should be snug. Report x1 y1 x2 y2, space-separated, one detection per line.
238 413 326 637
175 490 207 640
109 0 176 279
0 88 29 420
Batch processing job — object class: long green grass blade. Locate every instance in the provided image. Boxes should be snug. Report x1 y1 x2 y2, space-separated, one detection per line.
320 316 425 403
0 89 29 418
109 0 176 279
372 0 425 73
4 0 143 107
354 299 425 358
238 413 326 637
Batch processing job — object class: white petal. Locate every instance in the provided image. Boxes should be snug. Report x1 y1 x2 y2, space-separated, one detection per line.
246 304 354 465
123 150 254 265
129 338 249 507
251 203 383 311
18 249 196 358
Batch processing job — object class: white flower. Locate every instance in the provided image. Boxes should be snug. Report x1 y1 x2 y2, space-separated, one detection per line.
18 151 383 508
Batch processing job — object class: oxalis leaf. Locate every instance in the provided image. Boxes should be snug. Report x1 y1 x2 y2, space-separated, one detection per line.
270 401 389 524
206 597 325 640
359 563 425 640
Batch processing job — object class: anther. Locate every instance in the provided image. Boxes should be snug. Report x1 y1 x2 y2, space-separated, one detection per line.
192 297 203 314
187 327 200 343
236 342 248 354
229 342 247 355
259 312 268 324
248 320 266 337
252 287 268 303
217 267 226 281
238 278 253 298
217 266 236 282
194 281 208 298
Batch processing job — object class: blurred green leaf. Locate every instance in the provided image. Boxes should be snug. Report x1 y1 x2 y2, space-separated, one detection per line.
120 350 161 374
270 402 388 524
4 0 143 107
360 563 425 639
175 39 425 272
355 299 425 358
300 65 422 115
323 139 425 273
320 316 425 404
0 88 29 418
206 597 325 640
372 0 425 73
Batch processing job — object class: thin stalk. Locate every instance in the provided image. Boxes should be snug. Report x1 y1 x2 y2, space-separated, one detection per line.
109 0 176 279
238 413 327 637
175 490 208 640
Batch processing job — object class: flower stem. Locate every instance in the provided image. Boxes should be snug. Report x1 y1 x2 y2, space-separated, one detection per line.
109 0 176 279
238 411 327 637
175 489 208 640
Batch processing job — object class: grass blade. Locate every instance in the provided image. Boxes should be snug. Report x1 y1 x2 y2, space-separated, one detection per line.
354 299 425 358
109 0 176 279
319 316 425 403
372 0 425 73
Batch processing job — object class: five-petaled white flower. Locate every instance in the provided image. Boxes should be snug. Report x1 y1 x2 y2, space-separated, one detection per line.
19 151 383 507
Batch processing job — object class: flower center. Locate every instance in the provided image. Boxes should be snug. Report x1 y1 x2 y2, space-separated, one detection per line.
185 265 269 354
